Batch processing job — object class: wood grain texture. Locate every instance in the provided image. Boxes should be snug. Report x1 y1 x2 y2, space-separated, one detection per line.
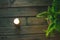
11 0 52 7
0 0 59 40
0 7 47 17
0 0 52 7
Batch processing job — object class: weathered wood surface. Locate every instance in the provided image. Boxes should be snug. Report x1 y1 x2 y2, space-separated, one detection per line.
0 16 58 40
0 17 48 40
0 0 52 7
0 0 59 40
0 6 47 17
11 0 52 7
0 7 59 40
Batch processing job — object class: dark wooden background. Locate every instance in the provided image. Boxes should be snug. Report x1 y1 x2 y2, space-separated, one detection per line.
0 0 60 40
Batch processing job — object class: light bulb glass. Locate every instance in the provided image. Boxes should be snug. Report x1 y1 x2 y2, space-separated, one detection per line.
13 18 20 25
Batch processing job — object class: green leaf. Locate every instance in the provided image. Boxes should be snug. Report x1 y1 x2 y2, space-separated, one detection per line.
36 0 60 37
48 6 50 12
51 6 55 13
55 23 60 32
46 23 55 37
51 0 56 13
55 14 60 32
36 11 48 18
46 19 56 37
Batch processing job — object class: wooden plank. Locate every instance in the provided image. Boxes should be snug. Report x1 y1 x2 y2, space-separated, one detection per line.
0 25 47 34
0 34 46 40
0 7 47 17
0 0 52 7
0 17 47 27
28 17 47 25
11 0 52 7
0 17 26 26
0 0 8 7
0 8 37 17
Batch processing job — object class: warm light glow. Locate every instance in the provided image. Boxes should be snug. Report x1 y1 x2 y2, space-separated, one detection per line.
13 18 20 25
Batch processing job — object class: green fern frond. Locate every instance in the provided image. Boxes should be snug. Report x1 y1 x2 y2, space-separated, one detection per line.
36 11 47 17
46 19 56 37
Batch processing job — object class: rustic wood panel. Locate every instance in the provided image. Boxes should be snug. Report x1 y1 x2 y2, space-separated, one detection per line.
0 8 37 17
0 25 48 40
0 34 46 40
0 25 47 34
0 0 52 7
11 0 52 7
28 17 47 25
0 17 48 35
0 18 26 26
0 17 48 27
0 7 47 17
0 0 8 7
0 0 59 40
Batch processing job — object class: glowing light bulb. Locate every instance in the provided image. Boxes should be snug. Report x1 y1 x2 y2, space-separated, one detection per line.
13 18 20 25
